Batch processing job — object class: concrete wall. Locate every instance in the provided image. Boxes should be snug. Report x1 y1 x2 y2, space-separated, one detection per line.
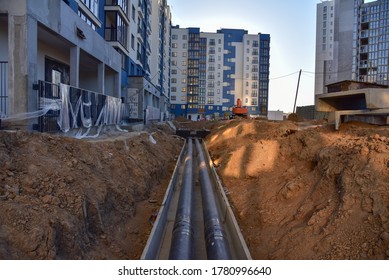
80 70 99 93
268 110 284 121
29 0 121 76
37 40 70 82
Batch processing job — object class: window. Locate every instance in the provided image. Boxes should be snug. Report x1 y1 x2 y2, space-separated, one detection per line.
171 78 177 83
183 35 187 40
172 43 177 48
181 96 186 101
171 95 176 101
131 34 135 50
132 5 135 21
80 0 99 16
171 69 177 74
181 105 186 109
171 87 177 92
172 52 177 57
172 34 178 40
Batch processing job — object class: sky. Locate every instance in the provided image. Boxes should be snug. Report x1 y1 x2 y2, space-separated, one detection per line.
168 0 319 113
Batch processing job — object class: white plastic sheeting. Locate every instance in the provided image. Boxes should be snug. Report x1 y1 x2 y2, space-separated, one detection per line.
146 106 161 122
0 97 62 122
0 83 124 137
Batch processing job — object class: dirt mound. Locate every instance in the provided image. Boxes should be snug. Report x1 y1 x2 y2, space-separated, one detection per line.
206 119 389 259
0 126 183 259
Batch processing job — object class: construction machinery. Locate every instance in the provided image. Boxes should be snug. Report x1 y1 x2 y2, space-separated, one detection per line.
231 98 248 118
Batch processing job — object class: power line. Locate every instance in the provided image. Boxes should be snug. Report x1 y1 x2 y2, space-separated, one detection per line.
270 71 300 80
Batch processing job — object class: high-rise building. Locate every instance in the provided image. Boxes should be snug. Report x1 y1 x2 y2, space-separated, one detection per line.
169 27 270 120
315 0 389 95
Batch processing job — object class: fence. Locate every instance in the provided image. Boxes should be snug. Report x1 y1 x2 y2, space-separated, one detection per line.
37 80 124 133
0 61 7 117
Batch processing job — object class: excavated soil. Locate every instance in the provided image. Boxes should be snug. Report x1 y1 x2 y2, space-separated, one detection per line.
1 118 389 260
206 119 389 260
0 124 183 259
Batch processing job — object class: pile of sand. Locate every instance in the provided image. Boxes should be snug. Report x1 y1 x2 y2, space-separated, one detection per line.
206 119 389 259
0 125 183 259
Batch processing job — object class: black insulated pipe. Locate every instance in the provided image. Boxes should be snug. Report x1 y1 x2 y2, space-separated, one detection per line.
195 138 232 260
169 138 194 259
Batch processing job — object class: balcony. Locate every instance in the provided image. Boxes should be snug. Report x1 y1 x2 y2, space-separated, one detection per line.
105 27 128 51
105 0 128 15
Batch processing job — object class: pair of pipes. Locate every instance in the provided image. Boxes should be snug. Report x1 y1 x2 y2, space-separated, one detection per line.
169 138 231 260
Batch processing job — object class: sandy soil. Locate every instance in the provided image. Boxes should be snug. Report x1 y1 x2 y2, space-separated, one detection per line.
0 124 183 259
206 119 389 260
1 118 389 260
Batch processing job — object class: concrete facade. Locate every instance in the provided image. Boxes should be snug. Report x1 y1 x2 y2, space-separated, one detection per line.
0 0 173 127
0 0 122 128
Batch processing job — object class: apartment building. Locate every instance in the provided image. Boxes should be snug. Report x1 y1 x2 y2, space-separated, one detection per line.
315 0 389 95
0 0 171 131
170 26 270 120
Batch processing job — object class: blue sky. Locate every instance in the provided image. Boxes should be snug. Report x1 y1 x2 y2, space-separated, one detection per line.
168 0 319 113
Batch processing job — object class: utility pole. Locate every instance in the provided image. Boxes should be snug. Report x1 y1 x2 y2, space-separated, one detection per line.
293 69 302 114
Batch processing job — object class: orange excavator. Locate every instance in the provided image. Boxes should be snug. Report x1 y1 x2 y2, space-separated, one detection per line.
231 98 248 118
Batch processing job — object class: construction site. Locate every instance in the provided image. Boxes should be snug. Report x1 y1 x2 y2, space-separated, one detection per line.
0 116 389 260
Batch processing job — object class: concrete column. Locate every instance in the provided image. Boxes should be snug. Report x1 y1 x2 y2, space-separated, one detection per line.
113 72 121 98
98 62 105 95
8 14 37 128
70 46 80 88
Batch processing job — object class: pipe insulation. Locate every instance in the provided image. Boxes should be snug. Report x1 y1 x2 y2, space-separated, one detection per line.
195 138 232 260
169 138 195 259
